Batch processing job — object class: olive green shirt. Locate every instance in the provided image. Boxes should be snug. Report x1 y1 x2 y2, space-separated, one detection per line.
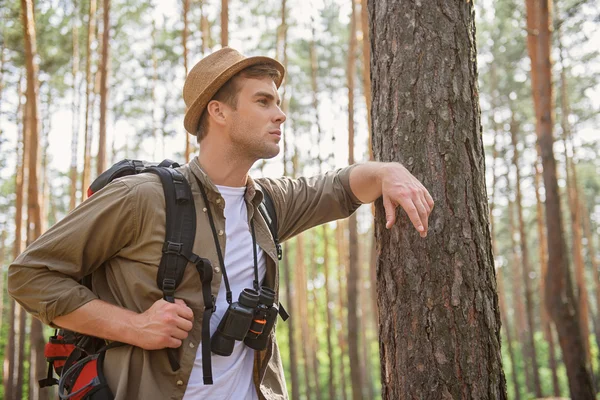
8 157 362 400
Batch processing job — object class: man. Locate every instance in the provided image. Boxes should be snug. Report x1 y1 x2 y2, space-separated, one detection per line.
8 47 433 399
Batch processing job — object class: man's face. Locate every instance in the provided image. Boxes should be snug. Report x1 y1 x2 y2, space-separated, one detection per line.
225 76 286 160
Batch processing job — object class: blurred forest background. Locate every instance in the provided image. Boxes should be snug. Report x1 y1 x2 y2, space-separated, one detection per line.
0 0 599 399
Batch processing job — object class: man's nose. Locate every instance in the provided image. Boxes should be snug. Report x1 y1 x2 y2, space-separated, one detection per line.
274 107 286 124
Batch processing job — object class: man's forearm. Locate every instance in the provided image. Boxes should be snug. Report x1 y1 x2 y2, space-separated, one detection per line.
53 299 142 345
348 162 389 203
53 297 194 350
348 161 434 235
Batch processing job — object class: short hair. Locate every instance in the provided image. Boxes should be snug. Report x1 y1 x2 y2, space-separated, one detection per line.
195 63 282 143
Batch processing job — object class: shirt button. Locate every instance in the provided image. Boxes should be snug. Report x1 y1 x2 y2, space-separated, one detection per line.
189 342 195 348
218 230 224 236
216 198 221 204
214 267 221 274
176 380 184 386
202 207 207 212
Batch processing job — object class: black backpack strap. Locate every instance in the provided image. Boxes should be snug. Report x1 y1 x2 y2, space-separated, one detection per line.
195 257 215 385
143 166 197 372
257 185 282 261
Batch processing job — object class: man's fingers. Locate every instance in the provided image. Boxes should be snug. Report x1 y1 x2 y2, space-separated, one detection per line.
383 195 396 229
171 326 190 341
414 197 429 236
399 198 424 233
174 299 194 320
176 316 193 332
423 188 434 210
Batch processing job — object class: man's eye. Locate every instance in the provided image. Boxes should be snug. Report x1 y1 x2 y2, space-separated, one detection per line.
258 99 268 105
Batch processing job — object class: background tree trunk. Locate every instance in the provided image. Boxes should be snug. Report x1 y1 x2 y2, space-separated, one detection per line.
70 0 80 211
489 128 521 400
534 156 562 396
22 0 48 397
534 0 595 397
510 116 543 397
221 0 228 47
81 0 97 200
558 33 592 368
346 1 363 398
183 0 191 161
337 221 349 400
97 0 110 175
369 1 507 398
5 77 25 400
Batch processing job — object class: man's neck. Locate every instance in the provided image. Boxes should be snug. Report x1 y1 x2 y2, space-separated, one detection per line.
196 143 254 188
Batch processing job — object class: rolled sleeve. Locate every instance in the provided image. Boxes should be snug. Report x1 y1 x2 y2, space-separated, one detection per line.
256 164 363 243
8 180 137 326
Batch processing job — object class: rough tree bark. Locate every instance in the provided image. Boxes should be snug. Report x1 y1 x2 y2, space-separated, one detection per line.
534 0 595 397
369 1 507 398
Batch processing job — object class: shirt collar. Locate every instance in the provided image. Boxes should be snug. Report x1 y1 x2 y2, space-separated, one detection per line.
189 157 264 207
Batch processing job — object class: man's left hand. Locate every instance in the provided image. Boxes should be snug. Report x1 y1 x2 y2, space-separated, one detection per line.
381 163 434 237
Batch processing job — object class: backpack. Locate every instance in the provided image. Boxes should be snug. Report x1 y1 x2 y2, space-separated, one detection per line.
40 159 286 399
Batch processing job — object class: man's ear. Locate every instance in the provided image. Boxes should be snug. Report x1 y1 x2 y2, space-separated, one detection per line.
206 100 227 126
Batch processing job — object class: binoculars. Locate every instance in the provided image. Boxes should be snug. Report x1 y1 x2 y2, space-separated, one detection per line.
211 286 278 356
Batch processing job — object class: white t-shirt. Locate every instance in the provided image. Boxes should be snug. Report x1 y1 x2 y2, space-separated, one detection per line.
183 185 267 400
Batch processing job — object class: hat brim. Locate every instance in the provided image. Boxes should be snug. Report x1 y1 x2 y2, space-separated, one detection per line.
184 56 285 134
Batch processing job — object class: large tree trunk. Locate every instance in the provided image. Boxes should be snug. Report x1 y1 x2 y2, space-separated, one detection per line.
369 1 507 398
221 0 228 46
70 0 80 211
510 116 543 397
21 0 47 397
534 0 595 397
81 0 97 200
97 0 110 175
346 1 363 399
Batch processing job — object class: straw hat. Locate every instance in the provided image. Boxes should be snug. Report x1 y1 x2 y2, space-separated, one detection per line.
183 47 285 134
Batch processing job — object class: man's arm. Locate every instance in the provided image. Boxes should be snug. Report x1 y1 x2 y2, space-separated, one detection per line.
8 178 193 349
53 298 193 350
349 162 434 237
